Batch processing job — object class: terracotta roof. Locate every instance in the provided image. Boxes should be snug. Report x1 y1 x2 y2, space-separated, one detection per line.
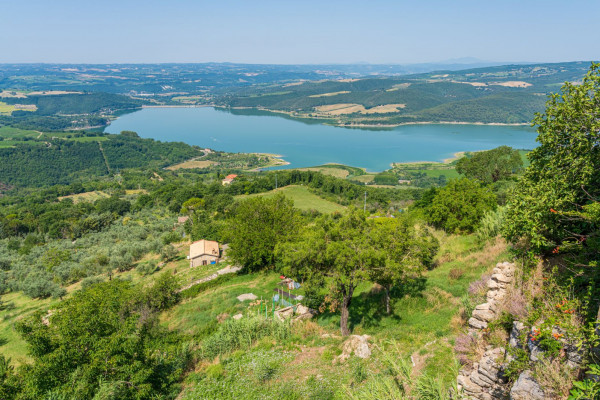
225 174 237 180
190 240 220 259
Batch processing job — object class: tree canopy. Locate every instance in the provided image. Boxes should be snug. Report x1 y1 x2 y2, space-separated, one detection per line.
425 178 496 233
224 194 299 272
504 63 600 255
456 146 523 184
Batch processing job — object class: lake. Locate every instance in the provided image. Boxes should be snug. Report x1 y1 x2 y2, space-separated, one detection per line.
104 107 538 172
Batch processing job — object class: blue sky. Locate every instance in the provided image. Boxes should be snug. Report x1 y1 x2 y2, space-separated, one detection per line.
1 0 598 64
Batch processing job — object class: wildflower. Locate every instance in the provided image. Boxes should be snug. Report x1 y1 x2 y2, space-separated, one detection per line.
552 246 560 254
550 208 558 213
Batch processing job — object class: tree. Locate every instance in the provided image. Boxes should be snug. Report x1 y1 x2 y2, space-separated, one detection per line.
504 63 600 254
224 194 299 272
12 279 186 399
277 208 383 336
370 217 439 314
456 146 523 184
426 178 496 233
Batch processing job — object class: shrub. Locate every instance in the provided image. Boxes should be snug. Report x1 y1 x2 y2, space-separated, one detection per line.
448 268 465 280
476 207 507 242
136 260 159 276
204 363 224 380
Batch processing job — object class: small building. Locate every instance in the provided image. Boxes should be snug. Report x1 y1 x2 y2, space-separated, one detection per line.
189 239 220 267
222 174 238 185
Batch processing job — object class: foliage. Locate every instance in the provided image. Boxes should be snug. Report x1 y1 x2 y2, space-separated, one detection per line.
425 178 496 233
475 206 507 242
569 365 600 400
456 146 523 184
11 278 187 399
370 216 439 313
224 194 299 272
201 316 291 359
504 63 600 254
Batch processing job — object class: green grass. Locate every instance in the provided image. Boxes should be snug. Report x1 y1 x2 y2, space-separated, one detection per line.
236 185 346 213
0 126 40 139
0 102 16 115
69 136 108 142
0 292 57 365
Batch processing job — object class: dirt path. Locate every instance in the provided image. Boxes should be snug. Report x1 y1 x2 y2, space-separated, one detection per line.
97 141 111 173
176 265 241 293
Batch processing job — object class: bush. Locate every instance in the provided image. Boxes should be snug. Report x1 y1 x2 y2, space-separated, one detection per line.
425 178 496 233
136 260 159 276
476 206 506 242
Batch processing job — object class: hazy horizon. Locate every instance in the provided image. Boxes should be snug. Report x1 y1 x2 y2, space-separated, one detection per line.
2 0 599 65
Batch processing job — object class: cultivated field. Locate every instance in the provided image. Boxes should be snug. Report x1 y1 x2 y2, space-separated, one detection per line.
166 160 218 170
236 185 346 214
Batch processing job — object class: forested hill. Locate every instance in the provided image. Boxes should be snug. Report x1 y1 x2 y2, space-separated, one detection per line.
0 131 201 187
213 61 593 125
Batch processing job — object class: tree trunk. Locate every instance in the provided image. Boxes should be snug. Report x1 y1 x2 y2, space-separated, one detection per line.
340 285 354 336
385 285 391 314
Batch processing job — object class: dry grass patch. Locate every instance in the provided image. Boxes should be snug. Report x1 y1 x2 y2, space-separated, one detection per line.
58 191 109 204
297 167 349 179
313 103 405 116
308 91 350 98
351 174 375 183
492 81 532 88
166 160 218 170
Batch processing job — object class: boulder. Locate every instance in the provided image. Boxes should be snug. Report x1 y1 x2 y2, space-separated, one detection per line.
338 335 371 362
274 306 294 321
510 370 544 400
236 293 257 302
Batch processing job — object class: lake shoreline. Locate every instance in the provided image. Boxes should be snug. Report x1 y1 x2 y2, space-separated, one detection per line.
105 106 538 172
222 106 532 128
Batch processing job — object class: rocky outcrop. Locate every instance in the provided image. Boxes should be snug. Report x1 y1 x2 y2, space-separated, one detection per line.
509 370 545 400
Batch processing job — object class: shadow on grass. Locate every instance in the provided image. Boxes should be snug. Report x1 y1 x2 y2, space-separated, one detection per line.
349 277 427 330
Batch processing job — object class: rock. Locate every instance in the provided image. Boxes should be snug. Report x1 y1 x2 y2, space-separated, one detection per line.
338 335 371 362
527 328 544 362
478 348 505 383
469 317 488 329
274 306 294 321
492 274 512 284
236 293 257 302
473 309 496 323
564 341 585 368
457 374 483 394
232 313 243 320
295 304 310 315
509 321 525 349
510 370 545 400
475 303 492 311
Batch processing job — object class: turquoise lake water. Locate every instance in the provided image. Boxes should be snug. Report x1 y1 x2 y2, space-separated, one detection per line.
104 107 538 172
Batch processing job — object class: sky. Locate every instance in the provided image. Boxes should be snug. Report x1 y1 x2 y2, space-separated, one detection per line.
1 0 598 64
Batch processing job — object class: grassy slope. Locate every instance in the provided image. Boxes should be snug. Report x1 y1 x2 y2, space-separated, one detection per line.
168 233 511 398
235 185 346 213
1 229 510 396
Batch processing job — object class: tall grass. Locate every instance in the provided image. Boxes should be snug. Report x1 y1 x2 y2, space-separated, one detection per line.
345 343 462 400
202 316 291 359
